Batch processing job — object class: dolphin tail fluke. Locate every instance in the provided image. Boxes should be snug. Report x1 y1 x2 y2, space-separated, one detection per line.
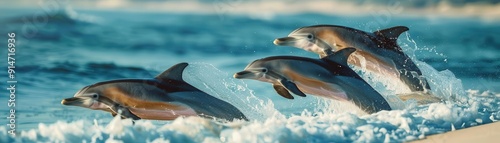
156 63 189 82
322 47 356 67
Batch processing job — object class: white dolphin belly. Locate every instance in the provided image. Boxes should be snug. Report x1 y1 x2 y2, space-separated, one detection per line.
296 82 349 101
128 106 197 120
349 51 399 79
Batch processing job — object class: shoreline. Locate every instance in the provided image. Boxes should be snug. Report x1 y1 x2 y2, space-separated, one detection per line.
411 121 500 143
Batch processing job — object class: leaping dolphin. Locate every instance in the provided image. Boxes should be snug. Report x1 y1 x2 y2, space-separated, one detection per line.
273 25 430 92
234 48 391 114
61 63 247 121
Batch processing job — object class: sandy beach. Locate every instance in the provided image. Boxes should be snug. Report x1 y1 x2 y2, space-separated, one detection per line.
411 121 500 143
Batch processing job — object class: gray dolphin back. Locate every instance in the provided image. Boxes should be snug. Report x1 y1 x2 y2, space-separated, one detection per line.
157 63 248 121
322 48 392 113
169 92 248 121
333 25 430 92
372 27 431 92
336 76 392 113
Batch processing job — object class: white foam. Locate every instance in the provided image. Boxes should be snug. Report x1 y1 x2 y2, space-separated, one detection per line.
1 34 497 142
1 89 497 142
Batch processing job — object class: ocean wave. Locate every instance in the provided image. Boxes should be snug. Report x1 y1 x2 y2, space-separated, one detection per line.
1 6 99 25
423 58 500 78
1 57 498 142
0 3 498 142
338 0 500 7
5 0 500 21
1 90 498 142
0 7 101 42
16 62 154 83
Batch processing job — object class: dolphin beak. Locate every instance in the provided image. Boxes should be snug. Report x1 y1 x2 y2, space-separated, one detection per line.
61 97 85 106
233 71 255 79
273 37 297 46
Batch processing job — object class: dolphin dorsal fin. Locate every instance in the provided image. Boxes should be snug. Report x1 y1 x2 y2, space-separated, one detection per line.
155 63 189 82
374 26 409 41
322 48 356 67
373 26 408 52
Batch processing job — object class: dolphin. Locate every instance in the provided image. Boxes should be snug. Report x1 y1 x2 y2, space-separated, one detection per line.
273 25 430 92
61 63 247 121
234 48 391 114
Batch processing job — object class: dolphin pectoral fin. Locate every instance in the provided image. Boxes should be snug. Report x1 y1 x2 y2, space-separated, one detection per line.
113 107 141 120
121 109 141 120
155 62 189 82
322 47 356 67
279 80 306 97
273 84 294 99
127 112 141 120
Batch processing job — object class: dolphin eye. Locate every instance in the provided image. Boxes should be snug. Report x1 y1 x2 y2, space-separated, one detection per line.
307 34 314 40
261 69 268 73
92 93 99 99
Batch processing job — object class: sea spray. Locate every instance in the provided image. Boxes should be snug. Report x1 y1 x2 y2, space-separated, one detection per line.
400 33 466 102
183 63 281 121
311 32 470 118
2 91 498 143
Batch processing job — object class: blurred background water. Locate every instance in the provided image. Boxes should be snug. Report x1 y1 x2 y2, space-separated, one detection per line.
0 0 499 142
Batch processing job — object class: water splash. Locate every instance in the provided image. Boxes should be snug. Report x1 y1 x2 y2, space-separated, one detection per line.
183 63 281 121
400 33 466 102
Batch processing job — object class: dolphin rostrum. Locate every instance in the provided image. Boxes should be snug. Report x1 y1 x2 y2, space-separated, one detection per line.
234 48 391 114
273 25 430 92
62 63 247 121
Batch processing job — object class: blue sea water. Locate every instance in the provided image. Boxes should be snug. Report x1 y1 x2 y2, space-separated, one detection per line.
0 0 499 142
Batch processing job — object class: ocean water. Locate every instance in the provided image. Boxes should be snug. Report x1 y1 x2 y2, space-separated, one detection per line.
0 0 499 142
